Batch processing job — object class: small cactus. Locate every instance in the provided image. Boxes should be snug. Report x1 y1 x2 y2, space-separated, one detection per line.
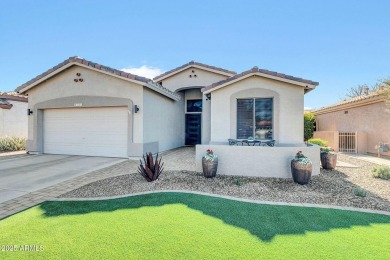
138 152 164 182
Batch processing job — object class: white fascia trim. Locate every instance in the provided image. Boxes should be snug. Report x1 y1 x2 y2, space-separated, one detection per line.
18 62 145 94
313 96 384 115
155 65 235 82
18 63 180 100
145 82 181 101
203 72 317 94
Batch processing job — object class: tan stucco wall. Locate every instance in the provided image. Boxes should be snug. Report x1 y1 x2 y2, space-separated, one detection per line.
26 65 144 155
196 144 320 178
0 100 28 137
210 76 305 145
143 88 185 153
315 101 390 155
202 94 211 144
184 89 202 104
159 67 229 92
313 131 339 151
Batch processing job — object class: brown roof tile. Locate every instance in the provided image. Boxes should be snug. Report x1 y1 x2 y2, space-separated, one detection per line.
0 92 28 102
202 66 319 93
15 56 151 93
153 60 236 80
15 57 180 100
313 90 386 114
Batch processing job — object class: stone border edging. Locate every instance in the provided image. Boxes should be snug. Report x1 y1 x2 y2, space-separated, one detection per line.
52 190 390 216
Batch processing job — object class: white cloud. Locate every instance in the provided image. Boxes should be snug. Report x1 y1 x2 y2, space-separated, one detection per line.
121 65 164 79
304 106 312 111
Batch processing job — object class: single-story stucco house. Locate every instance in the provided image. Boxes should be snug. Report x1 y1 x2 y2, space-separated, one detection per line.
0 92 28 137
313 89 390 158
16 56 320 177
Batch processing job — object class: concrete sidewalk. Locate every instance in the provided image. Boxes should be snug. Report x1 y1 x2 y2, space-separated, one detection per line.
343 153 390 166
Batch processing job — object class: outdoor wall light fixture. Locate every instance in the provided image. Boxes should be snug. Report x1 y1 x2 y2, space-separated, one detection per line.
134 105 140 113
205 93 211 101
27 109 33 116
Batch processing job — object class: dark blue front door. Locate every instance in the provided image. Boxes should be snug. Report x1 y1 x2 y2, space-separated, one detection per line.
185 114 201 145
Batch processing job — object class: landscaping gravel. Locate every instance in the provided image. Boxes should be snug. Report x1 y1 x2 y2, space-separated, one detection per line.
59 148 390 212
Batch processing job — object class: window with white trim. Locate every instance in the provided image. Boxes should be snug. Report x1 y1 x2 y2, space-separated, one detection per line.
237 98 273 139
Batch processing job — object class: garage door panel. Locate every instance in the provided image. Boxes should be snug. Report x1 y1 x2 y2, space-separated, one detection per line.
43 107 128 158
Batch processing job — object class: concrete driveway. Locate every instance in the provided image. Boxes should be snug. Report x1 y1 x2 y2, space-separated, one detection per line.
0 154 126 203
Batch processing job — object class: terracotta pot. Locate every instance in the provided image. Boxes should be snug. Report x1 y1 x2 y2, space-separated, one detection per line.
291 160 312 185
202 157 218 178
320 153 337 170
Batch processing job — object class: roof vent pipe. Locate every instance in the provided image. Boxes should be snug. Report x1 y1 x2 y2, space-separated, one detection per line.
364 87 369 95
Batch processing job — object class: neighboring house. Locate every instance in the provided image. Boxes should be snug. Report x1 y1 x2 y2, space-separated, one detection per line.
0 92 28 137
16 56 319 161
313 90 390 157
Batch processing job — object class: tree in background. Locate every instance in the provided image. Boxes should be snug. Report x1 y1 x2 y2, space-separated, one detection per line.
345 84 377 98
346 77 390 98
380 78 390 112
304 112 316 141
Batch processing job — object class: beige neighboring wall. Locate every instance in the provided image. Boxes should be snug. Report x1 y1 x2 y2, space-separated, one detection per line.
159 67 230 92
315 101 390 156
313 131 339 152
0 100 28 137
143 88 185 153
25 65 144 155
210 76 305 145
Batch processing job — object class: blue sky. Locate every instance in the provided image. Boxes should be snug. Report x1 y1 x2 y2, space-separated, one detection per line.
1 0 389 109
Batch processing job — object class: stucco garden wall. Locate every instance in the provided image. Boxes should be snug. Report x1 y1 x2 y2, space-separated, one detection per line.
209 76 305 145
0 100 28 137
196 144 320 178
315 101 390 156
313 131 339 152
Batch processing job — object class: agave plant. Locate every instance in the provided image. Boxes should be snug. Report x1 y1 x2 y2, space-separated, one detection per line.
138 152 164 182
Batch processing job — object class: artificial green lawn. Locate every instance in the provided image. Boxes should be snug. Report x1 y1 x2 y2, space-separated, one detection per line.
1 192 390 259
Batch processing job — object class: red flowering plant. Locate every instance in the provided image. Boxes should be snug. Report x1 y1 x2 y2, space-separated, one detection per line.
320 147 335 154
294 150 312 165
204 149 217 161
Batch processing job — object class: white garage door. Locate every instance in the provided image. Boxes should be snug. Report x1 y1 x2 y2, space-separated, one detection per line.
43 107 128 158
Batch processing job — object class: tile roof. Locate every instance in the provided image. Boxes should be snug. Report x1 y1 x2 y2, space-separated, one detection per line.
15 57 181 100
153 60 236 81
202 66 319 93
0 92 28 102
0 98 12 109
313 90 386 114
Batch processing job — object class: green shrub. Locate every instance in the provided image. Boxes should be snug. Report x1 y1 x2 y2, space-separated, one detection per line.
234 178 242 186
0 136 26 152
372 165 390 180
308 138 328 147
354 188 367 197
304 112 316 141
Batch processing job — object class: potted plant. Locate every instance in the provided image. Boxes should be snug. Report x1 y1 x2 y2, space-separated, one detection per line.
320 147 337 170
291 151 312 185
202 149 218 178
